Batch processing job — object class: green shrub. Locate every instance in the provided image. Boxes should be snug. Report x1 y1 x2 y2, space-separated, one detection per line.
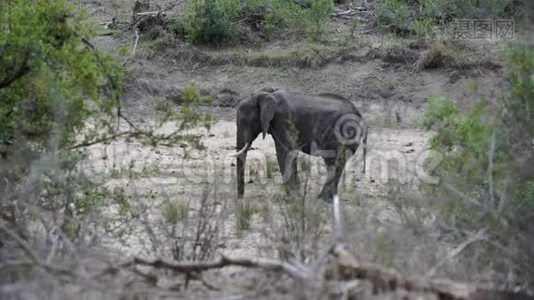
162 199 189 224
243 0 307 38
180 0 242 43
376 0 412 34
177 0 334 44
306 0 335 40
375 0 514 37
421 45 534 282
0 0 121 154
247 0 334 40
0 0 213 232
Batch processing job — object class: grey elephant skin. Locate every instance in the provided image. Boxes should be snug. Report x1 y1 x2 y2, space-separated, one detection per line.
232 89 367 201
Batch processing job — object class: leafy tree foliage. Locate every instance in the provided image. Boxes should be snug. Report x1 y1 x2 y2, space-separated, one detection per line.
375 0 521 37
177 0 334 44
421 45 534 284
0 0 213 230
0 0 121 156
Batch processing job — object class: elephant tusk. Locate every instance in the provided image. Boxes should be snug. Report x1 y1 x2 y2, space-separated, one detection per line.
228 143 250 157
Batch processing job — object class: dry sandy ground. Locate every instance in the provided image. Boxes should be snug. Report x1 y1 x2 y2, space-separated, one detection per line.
85 118 434 259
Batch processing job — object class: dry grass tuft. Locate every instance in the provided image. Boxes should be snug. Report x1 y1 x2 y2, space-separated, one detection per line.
413 42 457 72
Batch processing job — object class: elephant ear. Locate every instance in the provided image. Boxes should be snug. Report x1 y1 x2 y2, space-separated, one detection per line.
257 92 276 139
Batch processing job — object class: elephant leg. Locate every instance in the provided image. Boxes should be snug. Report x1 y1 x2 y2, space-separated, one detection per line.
275 143 299 195
319 156 347 202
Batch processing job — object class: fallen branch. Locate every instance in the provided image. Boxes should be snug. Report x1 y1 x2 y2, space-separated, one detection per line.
329 244 475 299
135 10 166 16
331 9 368 18
132 255 310 280
0 222 73 276
132 0 183 18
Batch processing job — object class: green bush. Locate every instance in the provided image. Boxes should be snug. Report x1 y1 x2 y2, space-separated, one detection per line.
375 0 514 37
252 0 306 38
0 0 121 155
421 45 534 283
180 0 242 43
306 0 335 40
177 0 334 44
0 0 213 231
376 0 412 34
248 0 334 40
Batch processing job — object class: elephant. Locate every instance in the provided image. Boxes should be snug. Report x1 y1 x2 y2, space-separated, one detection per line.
230 88 367 202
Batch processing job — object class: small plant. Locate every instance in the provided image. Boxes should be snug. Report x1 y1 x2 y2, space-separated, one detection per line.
265 156 276 179
140 164 161 177
162 199 189 224
236 201 258 232
272 192 327 261
112 187 131 216
304 0 334 41
173 188 227 261
376 0 411 35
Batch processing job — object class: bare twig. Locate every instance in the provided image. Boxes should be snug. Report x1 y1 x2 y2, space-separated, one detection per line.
131 266 158 285
0 222 73 276
135 11 166 16
0 222 41 265
45 229 59 264
133 0 183 17
331 9 368 21
329 245 477 299
67 131 135 150
121 29 140 66
442 182 485 209
119 112 142 133
331 8 367 17
426 228 487 277
132 29 140 56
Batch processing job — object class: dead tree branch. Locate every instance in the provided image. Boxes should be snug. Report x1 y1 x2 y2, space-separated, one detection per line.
132 255 310 280
67 131 135 150
329 245 476 299
0 222 73 276
426 228 487 277
331 9 368 20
